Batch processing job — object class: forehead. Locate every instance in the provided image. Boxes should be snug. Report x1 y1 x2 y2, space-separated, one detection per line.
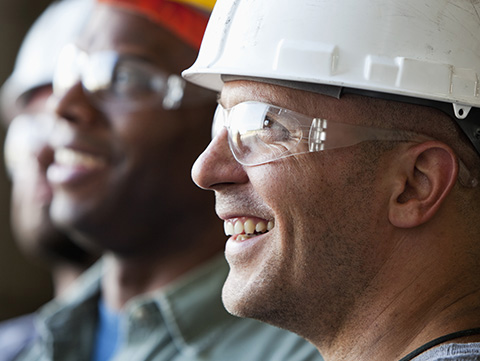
219 80 312 110
220 80 415 129
220 80 352 122
77 4 197 74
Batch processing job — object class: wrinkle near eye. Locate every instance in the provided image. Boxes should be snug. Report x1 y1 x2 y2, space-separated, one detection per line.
259 116 292 144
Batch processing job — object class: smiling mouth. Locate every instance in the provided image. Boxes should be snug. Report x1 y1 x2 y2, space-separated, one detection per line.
224 218 274 241
54 148 106 169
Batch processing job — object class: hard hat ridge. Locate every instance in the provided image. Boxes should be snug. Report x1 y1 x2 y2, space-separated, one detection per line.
183 0 480 155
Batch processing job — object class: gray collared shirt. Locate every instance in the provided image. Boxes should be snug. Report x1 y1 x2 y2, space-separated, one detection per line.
15 256 322 361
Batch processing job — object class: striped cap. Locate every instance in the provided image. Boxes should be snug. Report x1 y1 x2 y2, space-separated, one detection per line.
97 0 216 49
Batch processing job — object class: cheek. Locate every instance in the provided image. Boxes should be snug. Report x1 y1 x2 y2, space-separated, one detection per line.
249 160 328 252
111 112 213 199
115 109 211 158
111 112 178 161
256 157 330 218
253 153 376 252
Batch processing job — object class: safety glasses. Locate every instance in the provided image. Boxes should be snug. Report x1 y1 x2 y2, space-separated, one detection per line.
53 44 186 112
213 101 477 187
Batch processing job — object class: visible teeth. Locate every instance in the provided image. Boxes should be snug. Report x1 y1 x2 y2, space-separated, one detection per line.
224 222 234 236
255 221 267 233
234 221 244 235
237 235 252 241
267 221 274 231
55 148 106 169
244 219 255 234
223 218 274 237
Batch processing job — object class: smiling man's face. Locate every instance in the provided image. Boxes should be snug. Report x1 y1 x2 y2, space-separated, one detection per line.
47 5 217 255
192 80 399 338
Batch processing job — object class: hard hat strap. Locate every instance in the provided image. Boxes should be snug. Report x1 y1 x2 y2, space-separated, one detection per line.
342 87 480 159
221 75 343 99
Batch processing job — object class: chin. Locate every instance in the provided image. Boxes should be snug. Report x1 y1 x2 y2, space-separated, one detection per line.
222 267 307 335
223 284 297 332
222 271 275 318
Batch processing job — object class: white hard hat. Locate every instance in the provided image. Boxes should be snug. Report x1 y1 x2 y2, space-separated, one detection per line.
183 0 480 154
0 0 93 121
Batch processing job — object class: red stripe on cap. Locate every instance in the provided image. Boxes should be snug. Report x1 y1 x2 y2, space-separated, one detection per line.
97 0 209 49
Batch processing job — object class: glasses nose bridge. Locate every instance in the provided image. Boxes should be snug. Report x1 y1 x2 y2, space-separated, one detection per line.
218 106 232 131
212 105 231 139
54 45 89 98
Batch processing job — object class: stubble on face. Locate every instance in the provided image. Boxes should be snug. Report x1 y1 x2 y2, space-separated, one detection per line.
217 82 396 342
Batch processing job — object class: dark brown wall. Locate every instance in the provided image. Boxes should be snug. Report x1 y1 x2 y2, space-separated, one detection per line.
0 0 56 320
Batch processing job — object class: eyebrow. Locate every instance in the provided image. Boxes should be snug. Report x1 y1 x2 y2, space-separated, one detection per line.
219 80 286 109
217 92 275 110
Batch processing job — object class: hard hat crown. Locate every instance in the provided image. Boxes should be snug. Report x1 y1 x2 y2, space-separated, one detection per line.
184 0 480 111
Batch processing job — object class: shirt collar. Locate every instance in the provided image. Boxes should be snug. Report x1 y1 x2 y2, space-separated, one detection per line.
125 254 233 356
37 254 233 356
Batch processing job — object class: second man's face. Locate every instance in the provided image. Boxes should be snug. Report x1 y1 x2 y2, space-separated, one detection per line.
47 5 217 255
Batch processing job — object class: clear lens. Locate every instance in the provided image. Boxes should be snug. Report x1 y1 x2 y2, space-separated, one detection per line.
53 44 83 97
163 74 185 110
212 104 226 139
214 101 430 166
82 52 118 94
214 102 307 165
212 100 478 188
53 44 185 112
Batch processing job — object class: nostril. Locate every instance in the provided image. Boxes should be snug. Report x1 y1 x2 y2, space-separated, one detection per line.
59 108 80 123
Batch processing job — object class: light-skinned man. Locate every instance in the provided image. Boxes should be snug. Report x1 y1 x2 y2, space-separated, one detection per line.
184 0 480 360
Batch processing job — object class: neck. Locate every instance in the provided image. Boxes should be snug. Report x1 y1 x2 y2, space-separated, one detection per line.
319 287 480 361
100 227 224 311
310 230 480 361
51 262 91 298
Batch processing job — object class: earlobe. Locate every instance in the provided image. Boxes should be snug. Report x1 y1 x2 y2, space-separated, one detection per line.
388 142 458 228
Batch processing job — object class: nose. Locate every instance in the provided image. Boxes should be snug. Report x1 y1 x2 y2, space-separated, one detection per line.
53 81 99 126
192 127 249 190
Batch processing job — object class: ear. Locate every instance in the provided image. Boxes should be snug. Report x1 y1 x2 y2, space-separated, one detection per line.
388 142 458 228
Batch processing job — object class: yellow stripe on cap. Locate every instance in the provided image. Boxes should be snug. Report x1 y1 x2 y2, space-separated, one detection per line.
169 0 215 12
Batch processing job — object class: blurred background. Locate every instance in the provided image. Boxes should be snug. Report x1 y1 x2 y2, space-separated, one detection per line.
0 0 56 320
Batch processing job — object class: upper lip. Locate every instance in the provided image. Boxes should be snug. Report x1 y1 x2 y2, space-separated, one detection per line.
49 122 112 162
220 215 272 223
215 193 273 222
51 138 112 165
54 145 107 160
216 206 273 224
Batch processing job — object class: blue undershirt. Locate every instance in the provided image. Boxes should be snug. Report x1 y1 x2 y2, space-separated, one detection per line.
92 298 122 361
